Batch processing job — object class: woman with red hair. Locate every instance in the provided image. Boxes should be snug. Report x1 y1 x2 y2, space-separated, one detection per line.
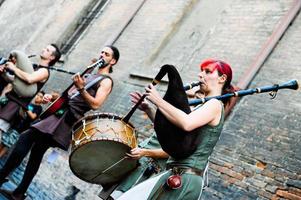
117 59 235 200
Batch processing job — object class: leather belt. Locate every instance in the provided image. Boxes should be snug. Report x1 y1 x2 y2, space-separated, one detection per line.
167 166 204 177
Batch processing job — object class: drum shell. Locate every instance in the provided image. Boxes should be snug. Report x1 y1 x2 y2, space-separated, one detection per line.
69 113 138 185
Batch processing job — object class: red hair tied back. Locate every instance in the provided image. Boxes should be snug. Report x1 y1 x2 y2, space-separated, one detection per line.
199 58 233 90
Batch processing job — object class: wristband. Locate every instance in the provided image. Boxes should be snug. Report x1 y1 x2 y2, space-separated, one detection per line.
78 87 85 92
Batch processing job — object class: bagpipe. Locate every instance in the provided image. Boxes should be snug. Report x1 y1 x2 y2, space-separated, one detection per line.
124 64 299 159
27 55 77 75
122 64 203 159
0 50 37 97
189 79 298 105
153 65 203 159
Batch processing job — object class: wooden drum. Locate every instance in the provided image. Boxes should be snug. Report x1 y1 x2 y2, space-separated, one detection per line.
69 112 138 185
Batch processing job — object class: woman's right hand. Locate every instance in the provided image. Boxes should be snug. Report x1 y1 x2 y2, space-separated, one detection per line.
130 91 150 111
144 84 163 106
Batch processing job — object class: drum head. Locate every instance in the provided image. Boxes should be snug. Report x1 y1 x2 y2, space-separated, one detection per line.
69 140 137 185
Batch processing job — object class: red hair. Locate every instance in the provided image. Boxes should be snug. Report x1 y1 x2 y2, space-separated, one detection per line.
200 59 234 93
200 59 237 105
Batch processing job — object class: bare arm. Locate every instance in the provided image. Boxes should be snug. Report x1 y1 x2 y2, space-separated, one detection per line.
5 62 48 84
145 84 222 131
126 147 169 160
73 74 112 110
144 106 156 122
26 110 38 120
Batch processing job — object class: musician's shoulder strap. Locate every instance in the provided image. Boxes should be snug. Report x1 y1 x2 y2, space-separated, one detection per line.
87 74 113 92
70 74 113 99
98 74 114 92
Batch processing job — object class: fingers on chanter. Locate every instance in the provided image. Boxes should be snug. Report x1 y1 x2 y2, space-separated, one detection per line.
130 92 145 103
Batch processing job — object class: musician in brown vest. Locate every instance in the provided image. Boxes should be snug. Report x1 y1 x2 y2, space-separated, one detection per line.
117 59 235 200
0 45 119 200
0 44 61 140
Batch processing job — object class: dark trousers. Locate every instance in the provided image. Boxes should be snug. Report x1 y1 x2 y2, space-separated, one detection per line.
0 128 57 194
0 76 8 94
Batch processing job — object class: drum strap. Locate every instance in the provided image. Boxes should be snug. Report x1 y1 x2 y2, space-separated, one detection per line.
70 75 113 99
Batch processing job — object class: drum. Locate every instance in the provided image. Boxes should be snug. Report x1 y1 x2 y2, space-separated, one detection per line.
69 112 138 185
